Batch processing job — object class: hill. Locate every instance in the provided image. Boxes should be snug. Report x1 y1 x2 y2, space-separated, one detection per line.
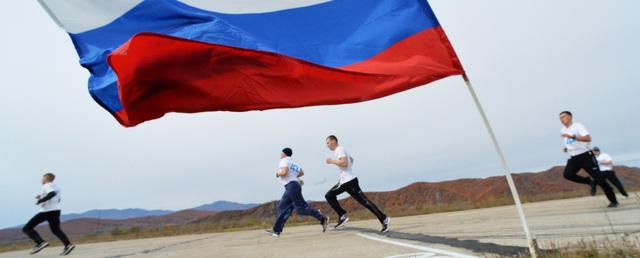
191 166 640 229
192 201 259 211
61 208 173 222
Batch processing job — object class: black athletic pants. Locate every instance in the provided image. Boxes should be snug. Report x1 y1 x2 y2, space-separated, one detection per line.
325 178 387 223
601 170 628 196
563 151 618 203
22 210 71 246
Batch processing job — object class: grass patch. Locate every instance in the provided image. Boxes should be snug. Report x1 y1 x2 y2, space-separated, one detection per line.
500 234 640 258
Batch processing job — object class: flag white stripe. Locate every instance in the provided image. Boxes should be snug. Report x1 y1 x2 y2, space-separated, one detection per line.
38 0 331 34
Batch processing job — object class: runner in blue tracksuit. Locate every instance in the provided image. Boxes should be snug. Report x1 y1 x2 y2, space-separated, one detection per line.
265 148 329 237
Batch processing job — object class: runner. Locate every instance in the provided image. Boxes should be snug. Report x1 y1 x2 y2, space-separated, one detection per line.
324 135 390 232
559 111 618 208
266 148 329 237
593 147 629 198
22 173 75 255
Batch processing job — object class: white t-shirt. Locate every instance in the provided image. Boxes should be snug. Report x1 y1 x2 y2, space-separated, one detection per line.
39 183 61 212
334 146 356 184
596 153 614 171
278 157 301 185
561 122 591 156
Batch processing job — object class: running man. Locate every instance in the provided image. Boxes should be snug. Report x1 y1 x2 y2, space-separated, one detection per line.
266 148 329 237
324 135 390 232
22 173 75 255
593 146 629 198
559 111 618 208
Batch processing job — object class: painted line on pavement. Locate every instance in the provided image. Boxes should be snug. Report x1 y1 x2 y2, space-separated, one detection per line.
356 233 480 258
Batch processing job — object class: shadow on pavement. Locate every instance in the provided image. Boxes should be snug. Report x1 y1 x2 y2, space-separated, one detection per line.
343 226 530 257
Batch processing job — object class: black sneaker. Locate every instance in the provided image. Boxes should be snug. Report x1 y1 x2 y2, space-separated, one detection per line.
60 244 75 256
321 216 330 233
265 229 280 238
589 180 597 196
29 242 49 255
381 216 390 233
334 214 349 229
607 202 619 208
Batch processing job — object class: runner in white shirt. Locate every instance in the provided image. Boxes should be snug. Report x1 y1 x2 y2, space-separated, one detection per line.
266 148 329 237
559 111 618 208
593 147 629 197
22 173 75 255
324 135 390 232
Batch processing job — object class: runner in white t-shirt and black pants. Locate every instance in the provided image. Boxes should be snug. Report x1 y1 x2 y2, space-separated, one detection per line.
22 173 75 255
559 111 618 208
324 135 390 232
593 146 629 198
265 148 329 237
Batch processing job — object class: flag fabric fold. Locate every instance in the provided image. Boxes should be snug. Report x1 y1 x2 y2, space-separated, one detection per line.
39 0 464 127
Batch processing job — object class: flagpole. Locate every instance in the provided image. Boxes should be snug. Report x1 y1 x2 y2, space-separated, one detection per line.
462 74 539 258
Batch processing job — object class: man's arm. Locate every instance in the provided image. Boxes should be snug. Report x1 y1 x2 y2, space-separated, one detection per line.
36 191 56 205
297 169 304 177
599 158 613 165
326 157 348 168
561 133 591 142
276 167 289 177
575 134 591 142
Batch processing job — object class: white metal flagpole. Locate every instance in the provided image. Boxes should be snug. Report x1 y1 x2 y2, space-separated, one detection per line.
461 74 539 258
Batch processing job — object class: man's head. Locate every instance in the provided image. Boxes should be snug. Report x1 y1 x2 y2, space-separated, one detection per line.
281 147 293 158
592 146 601 155
559 111 573 126
326 135 339 151
42 173 55 184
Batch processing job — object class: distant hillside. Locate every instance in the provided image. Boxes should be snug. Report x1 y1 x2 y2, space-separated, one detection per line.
192 201 258 212
0 209 217 245
61 208 173 222
191 166 640 228
2 166 638 249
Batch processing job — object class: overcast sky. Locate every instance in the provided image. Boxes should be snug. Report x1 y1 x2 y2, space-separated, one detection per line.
1 1 639 229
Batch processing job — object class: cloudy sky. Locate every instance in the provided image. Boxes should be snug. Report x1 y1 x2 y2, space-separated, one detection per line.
1 0 639 228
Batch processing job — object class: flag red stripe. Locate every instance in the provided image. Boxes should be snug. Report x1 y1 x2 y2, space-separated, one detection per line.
109 27 464 127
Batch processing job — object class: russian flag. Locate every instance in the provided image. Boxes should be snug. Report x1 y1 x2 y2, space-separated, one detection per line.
39 0 464 127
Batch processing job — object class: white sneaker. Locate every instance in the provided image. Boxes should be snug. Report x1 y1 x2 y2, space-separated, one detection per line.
381 217 390 233
334 214 349 229
30 242 49 255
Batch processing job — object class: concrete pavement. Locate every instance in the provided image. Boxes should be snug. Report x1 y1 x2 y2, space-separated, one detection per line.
2 193 638 258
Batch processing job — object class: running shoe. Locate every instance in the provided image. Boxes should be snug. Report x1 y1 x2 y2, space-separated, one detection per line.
381 216 391 233
334 214 349 229
265 229 280 238
321 216 330 233
60 244 75 256
29 242 48 255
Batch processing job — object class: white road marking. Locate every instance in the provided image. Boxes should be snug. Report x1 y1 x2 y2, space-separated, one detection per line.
356 233 480 258
384 252 436 258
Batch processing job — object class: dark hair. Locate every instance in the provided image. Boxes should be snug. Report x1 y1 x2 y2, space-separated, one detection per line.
326 135 338 143
559 111 572 117
282 147 293 157
43 173 55 182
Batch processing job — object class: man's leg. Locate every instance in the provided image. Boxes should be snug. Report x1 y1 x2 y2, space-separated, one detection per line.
273 192 293 234
344 179 387 223
604 171 629 197
288 182 324 221
563 157 590 185
325 182 347 218
580 154 618 204
45 210 71 246
22 213 47 244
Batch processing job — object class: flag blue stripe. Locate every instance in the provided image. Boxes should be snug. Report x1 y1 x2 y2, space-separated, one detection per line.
68 0 440 112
